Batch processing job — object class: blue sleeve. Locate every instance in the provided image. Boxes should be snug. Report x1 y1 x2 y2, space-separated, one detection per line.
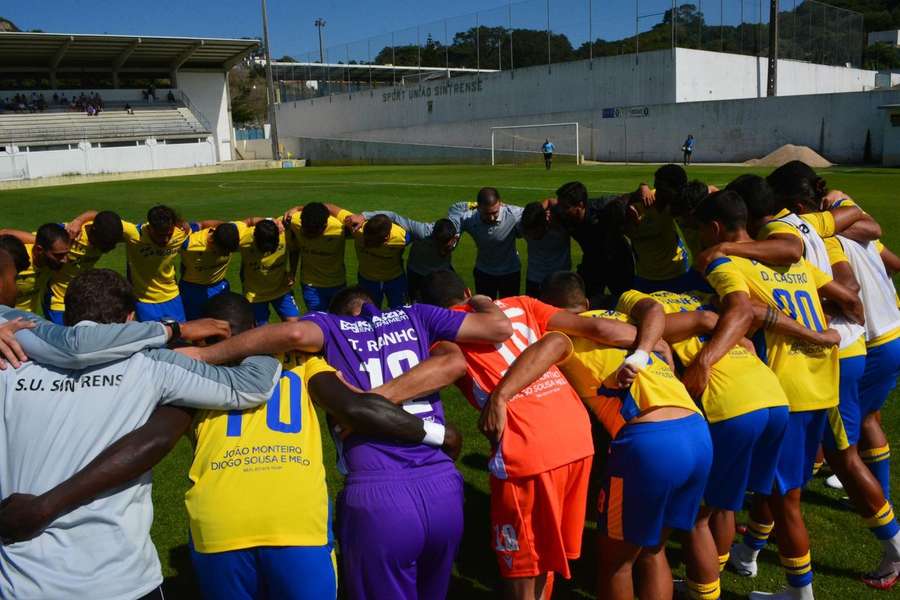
0 307 168 369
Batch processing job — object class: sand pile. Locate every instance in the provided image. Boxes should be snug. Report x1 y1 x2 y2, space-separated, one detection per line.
745 144 833 168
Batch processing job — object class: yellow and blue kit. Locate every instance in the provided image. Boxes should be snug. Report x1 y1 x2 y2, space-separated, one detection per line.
557 314 711 547
239 226 300 325
618 290 790 512
352 220 410 308
705 255 838 494
186 355 337 599
289 210 350 312
44 222 106 324
15 243 49 315
628 198 694 292
123 221 193 321
179 223 253 321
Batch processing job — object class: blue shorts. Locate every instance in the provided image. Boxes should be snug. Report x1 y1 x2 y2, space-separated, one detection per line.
180 279 231 321
251 292 300 326
632 269 712 294
357 273 407 309
301 283 345 313
41 289 65 325
598 413 712 547
774 410 829 494
134 296 186 322
823 355 867 452
859 338 900 415
189 540 337 600
706 407 789 510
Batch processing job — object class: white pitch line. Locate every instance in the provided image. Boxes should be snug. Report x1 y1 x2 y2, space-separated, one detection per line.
216 179 620 195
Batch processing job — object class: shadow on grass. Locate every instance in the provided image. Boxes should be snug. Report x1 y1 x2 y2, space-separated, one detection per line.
163 544 199 598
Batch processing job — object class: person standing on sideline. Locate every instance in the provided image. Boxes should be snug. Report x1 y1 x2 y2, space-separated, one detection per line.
542 139 555 170
683 134 695 165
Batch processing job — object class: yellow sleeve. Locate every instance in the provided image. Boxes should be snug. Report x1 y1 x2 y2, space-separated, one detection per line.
616 290 654 315
705 258 750 297
302 356 337 380
121 221 140 243
288 212 302 234
809 262 833 289
335 209 353 224
823 237 848 266
759 220 801 241
233 221 253 244
875 239 885 253
387 224 410 248
800 211 836 238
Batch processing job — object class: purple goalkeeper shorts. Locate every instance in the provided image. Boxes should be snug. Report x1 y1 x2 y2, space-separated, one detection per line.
337 463 464 600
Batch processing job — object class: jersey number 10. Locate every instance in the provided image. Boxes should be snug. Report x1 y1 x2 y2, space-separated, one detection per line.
225 370 303 437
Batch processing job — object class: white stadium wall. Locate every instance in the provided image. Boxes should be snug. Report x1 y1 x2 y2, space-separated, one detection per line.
0 138 216 180
275 48 900 164
176 71 233 161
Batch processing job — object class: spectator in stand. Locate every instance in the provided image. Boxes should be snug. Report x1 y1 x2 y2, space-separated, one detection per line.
52 93 59 104
167 90 176 104
124 103 134 115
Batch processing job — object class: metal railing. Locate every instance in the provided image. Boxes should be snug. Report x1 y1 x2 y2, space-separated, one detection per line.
278 0 864 101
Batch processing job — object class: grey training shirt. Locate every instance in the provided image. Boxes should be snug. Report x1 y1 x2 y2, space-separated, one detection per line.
525 224 572 285
0 311 281 600
448 202 523 276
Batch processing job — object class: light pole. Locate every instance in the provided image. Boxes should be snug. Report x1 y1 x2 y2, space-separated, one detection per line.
767 0 779 96
315 18 326 63
261 0 280 160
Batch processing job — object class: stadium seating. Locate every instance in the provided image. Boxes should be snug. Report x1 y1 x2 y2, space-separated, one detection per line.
0 101 210 147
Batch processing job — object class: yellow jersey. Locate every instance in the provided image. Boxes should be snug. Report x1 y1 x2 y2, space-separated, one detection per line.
122 221 192 303
758 208 835 242
822 236 869 359
289 210 350 288
186 355 334 553
618 290 788 423
628 197 690 281
705 255 839 412
180 222 252 286
14 243 49 313
240 227 293 303
352 222 409 282
47 223 107 312
559 309 700 439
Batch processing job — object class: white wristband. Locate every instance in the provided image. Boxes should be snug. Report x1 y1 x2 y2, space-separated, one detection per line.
422 421 446 447
624 350 650 372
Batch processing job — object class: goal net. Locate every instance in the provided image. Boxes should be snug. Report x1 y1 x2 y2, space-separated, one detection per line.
490 122 580 166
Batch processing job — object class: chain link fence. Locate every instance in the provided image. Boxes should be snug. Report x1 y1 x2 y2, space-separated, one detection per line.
277 0 864 101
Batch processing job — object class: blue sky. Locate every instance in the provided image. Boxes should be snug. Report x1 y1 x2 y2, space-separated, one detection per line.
3 1 510 58
3 1 645 60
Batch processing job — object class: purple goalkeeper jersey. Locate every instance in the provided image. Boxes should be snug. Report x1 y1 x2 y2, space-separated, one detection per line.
302 302 466 473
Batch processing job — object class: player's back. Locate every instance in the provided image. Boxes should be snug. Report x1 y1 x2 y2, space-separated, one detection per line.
561 309 699 439
187 354 331 554
622 290 788 423
290 212 348 287
706 255 838 412
0 353 168 600
456 296 593 479
239 228 291 303
352 222 408 281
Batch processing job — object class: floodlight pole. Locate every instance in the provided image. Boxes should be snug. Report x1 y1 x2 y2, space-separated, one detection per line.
315 18 327 64
261 0 281 160
767 0 778 96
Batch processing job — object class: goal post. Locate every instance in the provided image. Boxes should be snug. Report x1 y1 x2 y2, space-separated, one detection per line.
490 122 580 166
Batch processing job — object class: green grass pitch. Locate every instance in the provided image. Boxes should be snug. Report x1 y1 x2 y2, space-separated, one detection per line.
2 163 899 598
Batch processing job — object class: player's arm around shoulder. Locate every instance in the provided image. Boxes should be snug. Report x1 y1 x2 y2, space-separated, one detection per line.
179 320 325 365
372 341 468 406
455 295 513 344
308 370 462 459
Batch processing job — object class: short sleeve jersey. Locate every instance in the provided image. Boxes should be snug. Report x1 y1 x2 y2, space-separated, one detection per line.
559 309 699 439
122 221 192 303
301 303 466 473
351 222 410 282
618 290 788 423
239 226 293 303
628 195 690 281
48 223 105 311
758 208 835 244
187 356 334 553
453 296 593 479
705 256 838 412
180 222 252 285
289 210 350 288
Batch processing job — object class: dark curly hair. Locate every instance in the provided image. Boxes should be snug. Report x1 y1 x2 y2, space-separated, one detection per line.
64 268 136 325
